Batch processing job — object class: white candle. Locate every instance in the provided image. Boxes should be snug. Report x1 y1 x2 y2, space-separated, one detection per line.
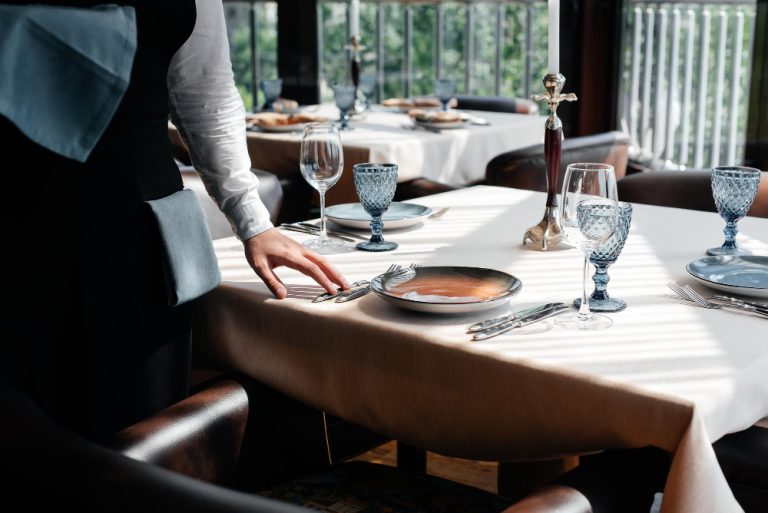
350 0 360 39
548 0 560 74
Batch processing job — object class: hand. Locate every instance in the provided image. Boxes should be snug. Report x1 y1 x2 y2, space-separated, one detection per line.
244 228 349 299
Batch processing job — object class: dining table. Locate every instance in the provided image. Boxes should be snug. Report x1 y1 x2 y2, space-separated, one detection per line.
168 105 544 205
193 185 768 513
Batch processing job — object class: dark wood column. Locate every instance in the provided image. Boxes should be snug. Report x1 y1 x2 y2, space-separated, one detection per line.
559 0 583 138
277 0 321 104
745 0 768 170
576 0 625 136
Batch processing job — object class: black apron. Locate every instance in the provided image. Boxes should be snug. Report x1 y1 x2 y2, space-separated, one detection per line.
0 0 197 440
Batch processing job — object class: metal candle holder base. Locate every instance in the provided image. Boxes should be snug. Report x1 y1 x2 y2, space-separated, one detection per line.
523 73 577 251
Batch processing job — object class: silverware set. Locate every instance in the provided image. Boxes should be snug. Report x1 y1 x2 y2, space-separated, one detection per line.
467 302 571 341
312 263 420 303
667 282 768 318
279 222 367 242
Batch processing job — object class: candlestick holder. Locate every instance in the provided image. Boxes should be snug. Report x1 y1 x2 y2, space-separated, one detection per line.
346 36 363 112
523 73 577 250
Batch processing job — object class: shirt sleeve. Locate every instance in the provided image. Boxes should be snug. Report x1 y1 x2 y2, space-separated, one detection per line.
167 0 272 241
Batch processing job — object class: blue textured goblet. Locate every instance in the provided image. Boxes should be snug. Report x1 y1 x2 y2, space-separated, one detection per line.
434 79 456 111
332 84 357 130
574 202 632 312
359 74 376 111
707 166 761 256
353 163 399 252
260 79 282 111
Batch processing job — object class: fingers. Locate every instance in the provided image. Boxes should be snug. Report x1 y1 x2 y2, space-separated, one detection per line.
284 255 338 295
253 262 287 299
304 251 350 290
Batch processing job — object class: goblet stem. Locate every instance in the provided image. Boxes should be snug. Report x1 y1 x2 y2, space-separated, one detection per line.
340 110 350 130
591 264 610 302
722 220 738 251
369 215 384 244
578 253 592 320
441 101 448 112
318 191 329 243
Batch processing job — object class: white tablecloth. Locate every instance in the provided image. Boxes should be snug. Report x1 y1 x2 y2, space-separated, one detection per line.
195 186 768 513
245 106 544 186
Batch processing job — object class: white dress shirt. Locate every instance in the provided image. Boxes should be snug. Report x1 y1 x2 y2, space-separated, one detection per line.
167 0 272 241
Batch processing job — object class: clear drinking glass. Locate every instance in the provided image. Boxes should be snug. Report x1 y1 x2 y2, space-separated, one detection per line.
707 166 761 256
574 202 632 312
299 124 345 254
332 83 357 130
434 79 456 111
359 74 377 111
353 163 399 252
557 163 619 331
260 79 282 111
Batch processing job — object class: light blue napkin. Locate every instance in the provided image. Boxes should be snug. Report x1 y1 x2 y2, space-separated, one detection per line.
146 190 221 307
0 5 137 162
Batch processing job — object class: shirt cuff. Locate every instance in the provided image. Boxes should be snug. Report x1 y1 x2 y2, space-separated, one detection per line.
225 199 274 241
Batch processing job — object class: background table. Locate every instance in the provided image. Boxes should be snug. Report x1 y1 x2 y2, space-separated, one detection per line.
195 186 768 513
242 107 543 204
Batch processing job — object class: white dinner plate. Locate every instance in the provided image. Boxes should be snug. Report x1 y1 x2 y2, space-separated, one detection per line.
686 255 768 298
414 119 471 130
371 266 522 314
325 202 433 229
249 122 308 133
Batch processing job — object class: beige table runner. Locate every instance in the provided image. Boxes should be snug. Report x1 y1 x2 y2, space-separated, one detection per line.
195 186 768 513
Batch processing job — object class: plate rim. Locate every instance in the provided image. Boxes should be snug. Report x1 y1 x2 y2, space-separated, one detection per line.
685 255 768 291
370 265 523 306
325 202 433 223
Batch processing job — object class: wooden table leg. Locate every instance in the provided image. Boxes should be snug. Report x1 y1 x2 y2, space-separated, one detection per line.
498 457 579 501
397 442 427 474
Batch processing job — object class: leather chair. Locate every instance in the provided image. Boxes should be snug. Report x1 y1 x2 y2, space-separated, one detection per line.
178 165 284 239
0 373 667 513
714 425 768 513
485 131 630 192
455 95 539 115
617 169 768 218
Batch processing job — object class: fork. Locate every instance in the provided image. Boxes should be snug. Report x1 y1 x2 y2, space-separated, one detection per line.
336 263 420 303
667 282 768 317
683 285 768 317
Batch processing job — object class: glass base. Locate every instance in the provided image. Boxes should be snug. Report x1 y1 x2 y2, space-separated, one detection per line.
356 240 398 252
555 312 613 331
303 237 347 255
706 246 752 256
573 297 627 313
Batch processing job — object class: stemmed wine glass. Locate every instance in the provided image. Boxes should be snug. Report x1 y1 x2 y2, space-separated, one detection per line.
359 74 377 111
332 83 357 130
707 166 761 256
434 79 456 111
353 163 398 252
260 79 282 112
557 163 619 331
299 123 345 254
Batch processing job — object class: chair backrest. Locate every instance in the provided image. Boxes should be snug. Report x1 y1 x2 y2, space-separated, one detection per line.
109 380 249 485
179 166 284 239
485 131 630 191
455 94 539 115
617 169 768 218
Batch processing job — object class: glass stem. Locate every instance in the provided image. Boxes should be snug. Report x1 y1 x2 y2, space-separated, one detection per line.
722 220 738 250
369 215 384 243
578 253 592 319
591 265 610 301
319 191 328 242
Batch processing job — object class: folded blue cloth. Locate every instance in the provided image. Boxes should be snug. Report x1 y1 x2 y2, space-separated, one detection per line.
0 5 137 162
146 189 221 306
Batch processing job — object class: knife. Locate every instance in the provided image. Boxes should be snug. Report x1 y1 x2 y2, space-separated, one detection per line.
296 222 369 242
472 304 571 341
279 224 356 243
466 303 563 333
312 281 370 303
